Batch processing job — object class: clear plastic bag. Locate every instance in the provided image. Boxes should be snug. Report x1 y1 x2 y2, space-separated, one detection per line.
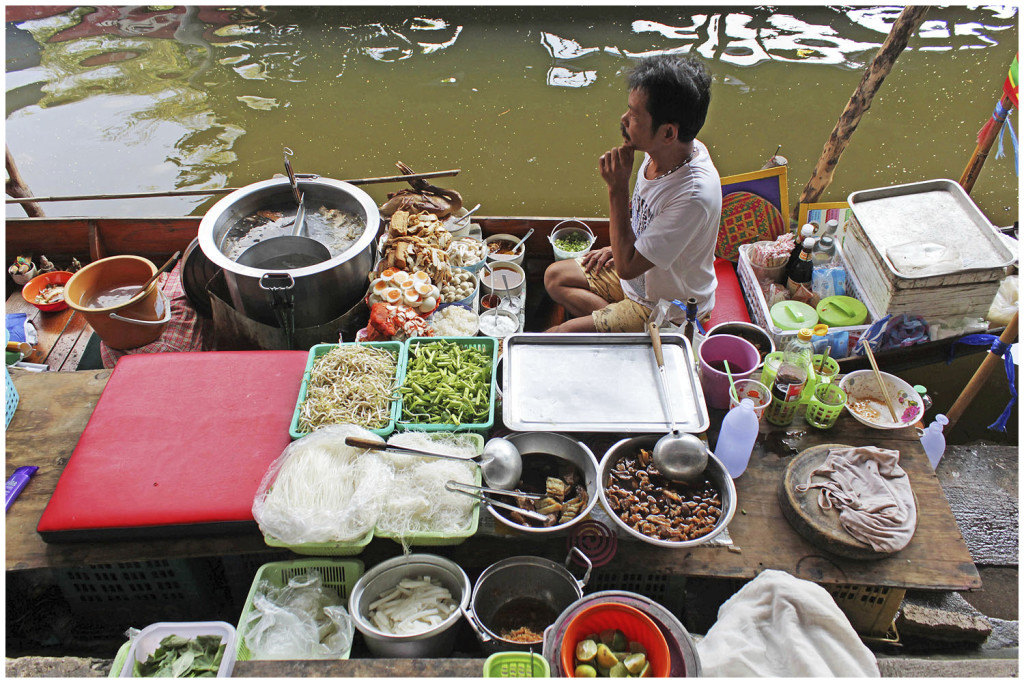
887 241 963 277
987 275 1018 326
241 572 355 660
252 424 393 545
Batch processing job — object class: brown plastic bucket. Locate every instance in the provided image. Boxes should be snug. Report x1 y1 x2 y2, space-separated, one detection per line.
65 256 171 350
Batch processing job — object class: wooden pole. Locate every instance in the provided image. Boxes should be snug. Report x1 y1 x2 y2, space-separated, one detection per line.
791 6 929 222
4 169 461 205
945 311 1018 429
959 92 1015 195
5 146 45 217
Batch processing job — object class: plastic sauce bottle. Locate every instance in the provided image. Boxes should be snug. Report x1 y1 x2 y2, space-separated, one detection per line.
812 235 836 267
822 218 840 238
919 414 949 469
716 398 759 478
786 238 816 294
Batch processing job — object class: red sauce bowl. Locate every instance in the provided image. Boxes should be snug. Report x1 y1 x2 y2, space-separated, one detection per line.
21 271 73 312
560 601 671 677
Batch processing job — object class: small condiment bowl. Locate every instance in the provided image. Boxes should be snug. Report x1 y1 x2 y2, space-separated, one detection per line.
22 271 73 312
480 262 526 298
484 233 525 267
838 369 922 430
478 308 519 340
598 434 736 549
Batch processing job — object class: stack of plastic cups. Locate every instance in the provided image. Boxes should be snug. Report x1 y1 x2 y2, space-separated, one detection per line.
805 383 847 429
800 354 840 405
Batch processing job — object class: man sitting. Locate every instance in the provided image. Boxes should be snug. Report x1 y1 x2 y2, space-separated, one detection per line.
545 54 721 332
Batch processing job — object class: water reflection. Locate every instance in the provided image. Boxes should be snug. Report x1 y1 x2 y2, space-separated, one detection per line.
4 5 1018 222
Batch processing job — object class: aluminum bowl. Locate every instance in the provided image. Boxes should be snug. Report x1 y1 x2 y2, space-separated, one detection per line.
598 435 737 548
488 432 599 535
348 553 470 658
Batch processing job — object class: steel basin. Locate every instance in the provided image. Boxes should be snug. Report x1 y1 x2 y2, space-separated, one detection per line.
198 176 379 328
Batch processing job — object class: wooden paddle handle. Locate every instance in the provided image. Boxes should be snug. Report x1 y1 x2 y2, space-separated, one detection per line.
345 436 386 450
648 322 665 368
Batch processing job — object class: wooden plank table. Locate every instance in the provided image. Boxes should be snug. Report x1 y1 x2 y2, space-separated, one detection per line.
6 292 94 371
5 368 980 592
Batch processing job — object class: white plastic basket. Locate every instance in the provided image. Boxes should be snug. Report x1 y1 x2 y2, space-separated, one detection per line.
548 219 596 260
5 365 18 429
121 621 237 677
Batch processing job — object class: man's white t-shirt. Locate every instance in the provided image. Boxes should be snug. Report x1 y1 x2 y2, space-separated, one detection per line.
622 139 722 321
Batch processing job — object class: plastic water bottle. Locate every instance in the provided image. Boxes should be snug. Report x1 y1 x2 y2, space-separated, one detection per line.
919 414 949 470
716 398 759 478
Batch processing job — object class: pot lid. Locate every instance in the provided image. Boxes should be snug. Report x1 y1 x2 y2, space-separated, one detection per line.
769 301 818 331
816 295 868 327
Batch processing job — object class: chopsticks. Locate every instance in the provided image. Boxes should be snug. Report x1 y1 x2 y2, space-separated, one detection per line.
861 341 899 422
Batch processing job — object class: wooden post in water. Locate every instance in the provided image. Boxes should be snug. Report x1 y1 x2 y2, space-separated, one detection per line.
791 6 929 222
945 311 1018 429
959 92 1015 195
5 146 45 217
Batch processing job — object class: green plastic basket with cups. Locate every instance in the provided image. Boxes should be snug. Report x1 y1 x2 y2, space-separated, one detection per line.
235 558 363 661
805 383 847 430
483 652 550 678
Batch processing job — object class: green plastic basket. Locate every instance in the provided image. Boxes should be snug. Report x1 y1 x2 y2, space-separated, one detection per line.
289 342 406 440
108 641 131 677
805 383 847 430
398 336 498 436
263 528 374 557
375 432 484 547
235 559 364 661
483 652 550 678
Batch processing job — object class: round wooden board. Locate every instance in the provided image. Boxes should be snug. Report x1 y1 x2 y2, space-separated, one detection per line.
778 443 893 560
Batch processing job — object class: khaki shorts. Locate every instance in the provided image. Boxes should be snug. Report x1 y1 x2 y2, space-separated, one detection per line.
576 258 652 333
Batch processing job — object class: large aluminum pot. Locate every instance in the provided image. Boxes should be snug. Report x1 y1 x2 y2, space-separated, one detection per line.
198 176 379 328
464 549 592 654
348 554 470 658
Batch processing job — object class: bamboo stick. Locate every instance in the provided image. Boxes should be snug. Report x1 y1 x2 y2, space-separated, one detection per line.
5 146 46 217
4 169 461 204
791 6 929 221
959 92 1015 195
945 311 1018 429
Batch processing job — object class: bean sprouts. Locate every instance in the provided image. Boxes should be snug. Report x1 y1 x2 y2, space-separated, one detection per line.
298 346 397 433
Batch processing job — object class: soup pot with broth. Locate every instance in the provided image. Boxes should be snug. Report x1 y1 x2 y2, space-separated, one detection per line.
198 176 379 328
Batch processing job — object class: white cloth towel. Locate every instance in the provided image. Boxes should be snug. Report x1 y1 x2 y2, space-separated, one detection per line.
795 445 917 553
696 570 879 677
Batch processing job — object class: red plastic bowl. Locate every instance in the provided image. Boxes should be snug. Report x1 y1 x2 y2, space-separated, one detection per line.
560 601 671 678
21 271 73 312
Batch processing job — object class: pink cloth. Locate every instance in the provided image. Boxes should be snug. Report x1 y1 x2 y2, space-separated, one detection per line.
795 446 916 553
100 263 205 368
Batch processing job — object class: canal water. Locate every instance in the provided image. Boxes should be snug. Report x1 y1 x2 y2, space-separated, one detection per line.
5 5 1019 226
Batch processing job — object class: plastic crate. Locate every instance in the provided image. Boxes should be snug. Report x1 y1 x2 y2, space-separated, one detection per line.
484 652 551 677
375 434 483 547
6 365 18 429
398 336 498 435
737 242 879 353
289 342 406 440
235 558 364 661
826 583 905 641
57 559 219 623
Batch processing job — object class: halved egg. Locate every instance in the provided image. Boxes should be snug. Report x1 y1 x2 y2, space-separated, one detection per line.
415 282 433 297
403 290 422 306
371 279 389 294
392 270 412 285
383 288 403 304
381 267 400 281
412 270 431 284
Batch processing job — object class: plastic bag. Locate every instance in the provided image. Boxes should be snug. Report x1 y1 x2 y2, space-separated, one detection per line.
987 275 1018 326
252 424 393 545
241 572 355 660
766 284 790 309
928 316 990 341
887 241 963 277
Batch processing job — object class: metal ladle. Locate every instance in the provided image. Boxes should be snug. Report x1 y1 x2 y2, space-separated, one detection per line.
647 322 708 483
344 435 523 490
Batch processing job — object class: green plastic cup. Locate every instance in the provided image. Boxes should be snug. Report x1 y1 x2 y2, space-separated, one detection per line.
800 354 841 404
805 383 847 429
759 351 785 389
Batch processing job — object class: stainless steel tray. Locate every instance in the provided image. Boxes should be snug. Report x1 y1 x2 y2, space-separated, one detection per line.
502 332 709 433
847 178 1017 278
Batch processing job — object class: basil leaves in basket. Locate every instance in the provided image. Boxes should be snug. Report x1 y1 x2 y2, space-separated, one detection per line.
134 634 225 677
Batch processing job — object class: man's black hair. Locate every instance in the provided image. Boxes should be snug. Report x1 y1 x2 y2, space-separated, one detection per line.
627 55 711 142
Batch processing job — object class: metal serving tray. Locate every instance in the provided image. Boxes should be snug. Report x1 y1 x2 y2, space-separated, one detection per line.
847 178 1017 278
502 333 709 433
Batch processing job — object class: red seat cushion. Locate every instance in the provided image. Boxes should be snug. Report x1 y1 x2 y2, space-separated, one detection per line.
709 257 750 327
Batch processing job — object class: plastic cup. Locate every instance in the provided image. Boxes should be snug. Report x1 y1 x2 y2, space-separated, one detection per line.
728 379 771 421
805 383 847 430
759 351 785 390
697 334 760 410
800 354 841 404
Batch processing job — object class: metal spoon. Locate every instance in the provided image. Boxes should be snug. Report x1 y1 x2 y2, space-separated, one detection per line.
344 435 523 490
647 322 708 483
449 203 481 230
511 228 535 255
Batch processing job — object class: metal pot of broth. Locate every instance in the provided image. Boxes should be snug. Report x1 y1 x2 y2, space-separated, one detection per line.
197 176 380 328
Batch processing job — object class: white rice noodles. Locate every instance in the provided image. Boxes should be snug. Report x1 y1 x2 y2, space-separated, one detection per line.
375 433 479 538
253 424 392 544
367 576 457 635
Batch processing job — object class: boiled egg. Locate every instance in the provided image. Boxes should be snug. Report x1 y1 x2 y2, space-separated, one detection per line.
383 288 403 304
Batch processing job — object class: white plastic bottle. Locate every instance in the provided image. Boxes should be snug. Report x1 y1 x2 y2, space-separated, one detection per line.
715 398 759 478
920 414 949 469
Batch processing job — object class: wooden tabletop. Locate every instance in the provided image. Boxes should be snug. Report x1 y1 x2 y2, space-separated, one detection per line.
6 292 94 371
5 368 980 591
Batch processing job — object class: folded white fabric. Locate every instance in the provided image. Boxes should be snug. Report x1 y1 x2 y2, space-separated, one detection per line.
696 569 879 677
795 445 917 553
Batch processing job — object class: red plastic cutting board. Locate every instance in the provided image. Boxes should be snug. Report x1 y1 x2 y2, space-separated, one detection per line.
38 351 309 542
